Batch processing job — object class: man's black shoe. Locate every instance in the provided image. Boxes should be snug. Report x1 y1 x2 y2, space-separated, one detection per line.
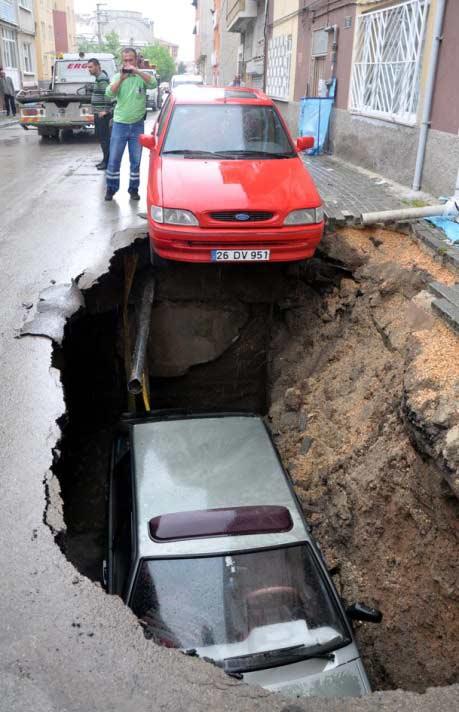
129 190 140 201
97 162 107 170
104 190 114 201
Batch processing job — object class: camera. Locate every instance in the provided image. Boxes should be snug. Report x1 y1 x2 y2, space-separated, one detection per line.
122 68 133 74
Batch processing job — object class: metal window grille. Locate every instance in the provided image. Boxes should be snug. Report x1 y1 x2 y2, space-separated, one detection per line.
266 34 292 101
350 0 429 125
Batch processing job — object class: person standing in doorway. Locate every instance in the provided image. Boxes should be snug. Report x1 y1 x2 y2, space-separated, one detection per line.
87 58 113 170
104 47 156 201
0 70 16 117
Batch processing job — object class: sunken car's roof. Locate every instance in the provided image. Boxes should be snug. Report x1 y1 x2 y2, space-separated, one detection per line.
131 414 308 557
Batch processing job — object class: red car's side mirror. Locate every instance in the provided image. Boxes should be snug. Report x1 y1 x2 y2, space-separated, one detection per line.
139 134 156 150
296 136 314 151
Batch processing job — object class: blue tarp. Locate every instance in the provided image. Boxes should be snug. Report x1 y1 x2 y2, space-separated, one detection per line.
426 217 459 243
298 97 334 155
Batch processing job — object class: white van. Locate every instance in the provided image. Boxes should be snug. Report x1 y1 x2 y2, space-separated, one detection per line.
106 412 382 700
170 74 204 90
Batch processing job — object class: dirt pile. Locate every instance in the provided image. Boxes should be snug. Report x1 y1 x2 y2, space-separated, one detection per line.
269 228 459 692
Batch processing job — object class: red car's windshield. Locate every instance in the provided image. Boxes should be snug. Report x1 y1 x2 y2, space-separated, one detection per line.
130 544 349 669
161 104 296 158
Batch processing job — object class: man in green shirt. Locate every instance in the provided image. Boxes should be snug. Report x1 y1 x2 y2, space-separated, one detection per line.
104 47 156 201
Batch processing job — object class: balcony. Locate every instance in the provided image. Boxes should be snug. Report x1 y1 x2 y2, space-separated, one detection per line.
226 0 258 33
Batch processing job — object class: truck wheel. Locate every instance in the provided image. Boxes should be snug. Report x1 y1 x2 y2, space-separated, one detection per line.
38 127 59 140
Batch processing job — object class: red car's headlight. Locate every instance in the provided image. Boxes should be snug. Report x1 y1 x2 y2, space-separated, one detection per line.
151 206 199 226
284 207 324 225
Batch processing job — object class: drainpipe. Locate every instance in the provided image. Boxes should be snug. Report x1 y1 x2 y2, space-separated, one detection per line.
412 0 447 192
262 0 270 92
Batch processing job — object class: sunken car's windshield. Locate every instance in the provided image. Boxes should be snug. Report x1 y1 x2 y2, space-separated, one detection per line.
130 544 349 669
161 104 296 158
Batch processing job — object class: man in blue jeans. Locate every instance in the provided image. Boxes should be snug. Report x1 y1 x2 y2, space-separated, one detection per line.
105 47 156 201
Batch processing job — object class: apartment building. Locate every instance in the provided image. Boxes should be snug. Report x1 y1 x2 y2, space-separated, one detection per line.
34 0 77 82
1 0 38 89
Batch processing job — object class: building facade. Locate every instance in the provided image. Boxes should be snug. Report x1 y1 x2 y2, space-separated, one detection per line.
34 0 77 82
1 0 38 90
194 0 214 84
296 0 459 196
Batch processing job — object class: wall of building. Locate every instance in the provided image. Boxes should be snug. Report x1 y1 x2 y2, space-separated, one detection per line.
195 0 213 84
0 0 21 89
323 0 459 195
219 5 240 86
294 3 356 107
430 0 459 135
18 0 37 87
34 0 76 81
268 0 299 101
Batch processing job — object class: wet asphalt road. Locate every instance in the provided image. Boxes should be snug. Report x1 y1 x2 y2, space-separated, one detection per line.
0 121 458 712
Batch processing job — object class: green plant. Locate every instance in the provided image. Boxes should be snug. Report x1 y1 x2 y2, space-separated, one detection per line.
437 246 448 255
401 198 429 208
142 44 176 82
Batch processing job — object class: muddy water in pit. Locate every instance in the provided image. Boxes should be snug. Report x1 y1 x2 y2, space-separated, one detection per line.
53 234 459 694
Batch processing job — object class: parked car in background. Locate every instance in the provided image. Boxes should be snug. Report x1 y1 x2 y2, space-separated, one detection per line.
170 73 204 90
139 86 325 264
106 412 382 700
142 69 159 111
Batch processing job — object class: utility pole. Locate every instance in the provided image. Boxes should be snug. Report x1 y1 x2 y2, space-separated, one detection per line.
96 3 107 46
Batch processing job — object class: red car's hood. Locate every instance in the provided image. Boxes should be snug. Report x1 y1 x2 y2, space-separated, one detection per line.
159 157 322 213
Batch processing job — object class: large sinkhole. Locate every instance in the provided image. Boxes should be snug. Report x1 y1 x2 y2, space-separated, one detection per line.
52 231 459 695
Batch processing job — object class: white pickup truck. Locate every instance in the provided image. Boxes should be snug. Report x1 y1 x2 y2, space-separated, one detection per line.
16 53 117 139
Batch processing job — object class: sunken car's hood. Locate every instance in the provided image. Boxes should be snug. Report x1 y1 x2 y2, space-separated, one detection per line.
245 658 371 699
159 156 321 213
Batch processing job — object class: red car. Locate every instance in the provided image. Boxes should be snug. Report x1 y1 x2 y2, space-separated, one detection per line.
140 86 324 264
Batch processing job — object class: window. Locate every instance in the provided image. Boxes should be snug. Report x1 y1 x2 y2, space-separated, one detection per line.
1 28 18 69
23 42 33 73
266 34 292 101
312 29 328 57
350 0 429 125
130 545 350 661
19 0 33 10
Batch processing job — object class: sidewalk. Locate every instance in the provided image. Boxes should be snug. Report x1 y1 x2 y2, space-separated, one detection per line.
303 153 459 270
303 153 459 331
0 113 18 128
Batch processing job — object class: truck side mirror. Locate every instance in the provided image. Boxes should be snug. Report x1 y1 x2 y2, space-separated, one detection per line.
139 134 156 150
346 602 383 624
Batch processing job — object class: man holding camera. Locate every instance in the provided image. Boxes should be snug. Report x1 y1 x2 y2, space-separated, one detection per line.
104 47 156 202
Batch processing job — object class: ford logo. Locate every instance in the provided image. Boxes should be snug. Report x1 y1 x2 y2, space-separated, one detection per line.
235 213 251 221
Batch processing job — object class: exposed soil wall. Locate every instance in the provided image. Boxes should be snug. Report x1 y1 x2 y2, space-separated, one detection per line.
269 228 459 692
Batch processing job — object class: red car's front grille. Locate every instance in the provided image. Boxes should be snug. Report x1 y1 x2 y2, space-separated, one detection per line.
209 211 274 222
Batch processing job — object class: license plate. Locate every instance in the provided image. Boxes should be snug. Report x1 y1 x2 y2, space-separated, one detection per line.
211 249 270 262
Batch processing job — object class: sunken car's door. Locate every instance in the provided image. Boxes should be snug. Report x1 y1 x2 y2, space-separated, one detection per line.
108 436 134 597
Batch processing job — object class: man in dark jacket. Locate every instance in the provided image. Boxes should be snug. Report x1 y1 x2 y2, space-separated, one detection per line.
88 58 113 170
0 70 16 116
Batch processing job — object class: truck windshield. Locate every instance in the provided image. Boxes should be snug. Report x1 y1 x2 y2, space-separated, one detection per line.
130 544 350 669
162 104 296 158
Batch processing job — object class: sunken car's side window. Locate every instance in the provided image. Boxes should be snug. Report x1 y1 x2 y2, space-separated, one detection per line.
111 450 133 597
